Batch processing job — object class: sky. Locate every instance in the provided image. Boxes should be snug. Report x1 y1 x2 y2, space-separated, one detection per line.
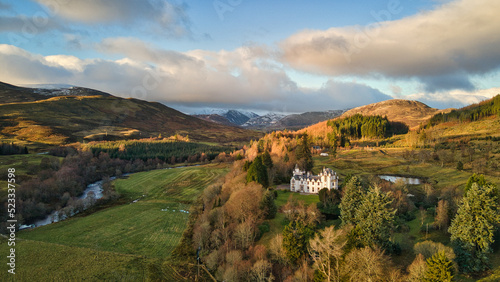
1 0 500 114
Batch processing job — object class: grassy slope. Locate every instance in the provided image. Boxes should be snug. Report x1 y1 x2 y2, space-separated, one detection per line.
0 82 261 150
0 164 228 281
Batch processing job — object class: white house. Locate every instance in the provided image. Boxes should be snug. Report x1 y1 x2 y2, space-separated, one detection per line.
290 165 339 194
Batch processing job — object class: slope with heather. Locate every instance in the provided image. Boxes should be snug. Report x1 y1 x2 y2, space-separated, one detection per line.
0 82 261 150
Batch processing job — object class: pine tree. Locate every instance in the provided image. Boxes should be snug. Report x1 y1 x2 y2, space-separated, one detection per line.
339 176 365 226
246 155 269 187
296 133 313 171
448 182 500 273
353 185 396 249
260 189 277 219
282 220 314 264
423 251 454 282
262 150 273 168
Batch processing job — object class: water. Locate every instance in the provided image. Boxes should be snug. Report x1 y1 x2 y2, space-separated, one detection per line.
33 177 117 227
378 175 422 185
31 165 198 227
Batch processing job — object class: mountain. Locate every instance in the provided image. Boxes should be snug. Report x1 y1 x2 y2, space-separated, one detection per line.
192 109 259 126
193 114 234 126
299 99 451 136
0 82 261 149
268 110 346 130
224 110 258 125
242 113 287 129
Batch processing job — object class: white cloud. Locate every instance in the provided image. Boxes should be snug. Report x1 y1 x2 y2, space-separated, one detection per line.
0 43 391 112
396 87 500 109
34 0 191 37
280 0 500 92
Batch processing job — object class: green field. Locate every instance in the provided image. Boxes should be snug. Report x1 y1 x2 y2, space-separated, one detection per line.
0 164 228 281
314 149 500 190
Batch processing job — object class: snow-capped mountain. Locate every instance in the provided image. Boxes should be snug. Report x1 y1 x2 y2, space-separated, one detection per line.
242 113 287 128
192 109 259 126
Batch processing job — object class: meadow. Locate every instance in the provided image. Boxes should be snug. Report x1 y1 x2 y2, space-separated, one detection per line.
0 164 228 281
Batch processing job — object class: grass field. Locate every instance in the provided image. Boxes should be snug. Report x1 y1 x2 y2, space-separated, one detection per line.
0 164 228 281
314 148 500 190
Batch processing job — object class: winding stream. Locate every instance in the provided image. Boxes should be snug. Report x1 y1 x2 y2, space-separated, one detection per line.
32 165 200 228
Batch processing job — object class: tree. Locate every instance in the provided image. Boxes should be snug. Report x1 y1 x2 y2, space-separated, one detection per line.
339 176 365 226
423 251 454 282
408 254 427 282
435 200 449 231
464 173 488 194
353 185 396 249
296 133 313 171
251 259 273 282
282 220 314 264
262 150 273 169
260 189 277 220
341 246 391 282
448 183 500 273
308 226 347 282
414 241 455 262
246 155 269 187
456 160 463 171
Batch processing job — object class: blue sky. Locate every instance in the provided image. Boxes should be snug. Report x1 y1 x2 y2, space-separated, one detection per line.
1 0 500 113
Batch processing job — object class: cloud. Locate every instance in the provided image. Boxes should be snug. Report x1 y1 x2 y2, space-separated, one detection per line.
0 15 70 34
280 0 500 92
34 0 191 37
0 43 391 113
395 87 500 109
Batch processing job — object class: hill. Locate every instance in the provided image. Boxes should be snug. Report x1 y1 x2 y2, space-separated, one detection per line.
341 99 449 129
300 99 450 136
0 82 261 149
268 110 345 130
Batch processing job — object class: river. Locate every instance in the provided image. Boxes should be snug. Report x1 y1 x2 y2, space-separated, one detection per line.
32 165 199 228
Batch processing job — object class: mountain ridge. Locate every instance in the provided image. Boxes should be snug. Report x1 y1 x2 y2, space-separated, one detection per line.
0 81 261 149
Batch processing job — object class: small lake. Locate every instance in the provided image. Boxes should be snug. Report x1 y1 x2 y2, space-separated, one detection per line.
378 175 422 185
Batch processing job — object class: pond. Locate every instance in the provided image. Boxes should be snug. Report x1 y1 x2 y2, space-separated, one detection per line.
378 175 422 185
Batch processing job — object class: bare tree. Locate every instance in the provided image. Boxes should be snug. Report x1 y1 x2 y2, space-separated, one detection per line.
269 234 287 264
252 259 273 282
435 200 449 230
308 226 347 282
341 246 392 282
407 254 427 282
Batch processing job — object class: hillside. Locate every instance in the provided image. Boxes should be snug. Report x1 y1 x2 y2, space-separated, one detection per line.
341 99 449 129
0 82 261 149
299 99 450 136
427 94 500 127
193 114 234 126
268 110 345 130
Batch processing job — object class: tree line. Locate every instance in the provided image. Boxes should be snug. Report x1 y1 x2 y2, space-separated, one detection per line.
84 138 233 162
0 142 28 155
326 114 409 148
